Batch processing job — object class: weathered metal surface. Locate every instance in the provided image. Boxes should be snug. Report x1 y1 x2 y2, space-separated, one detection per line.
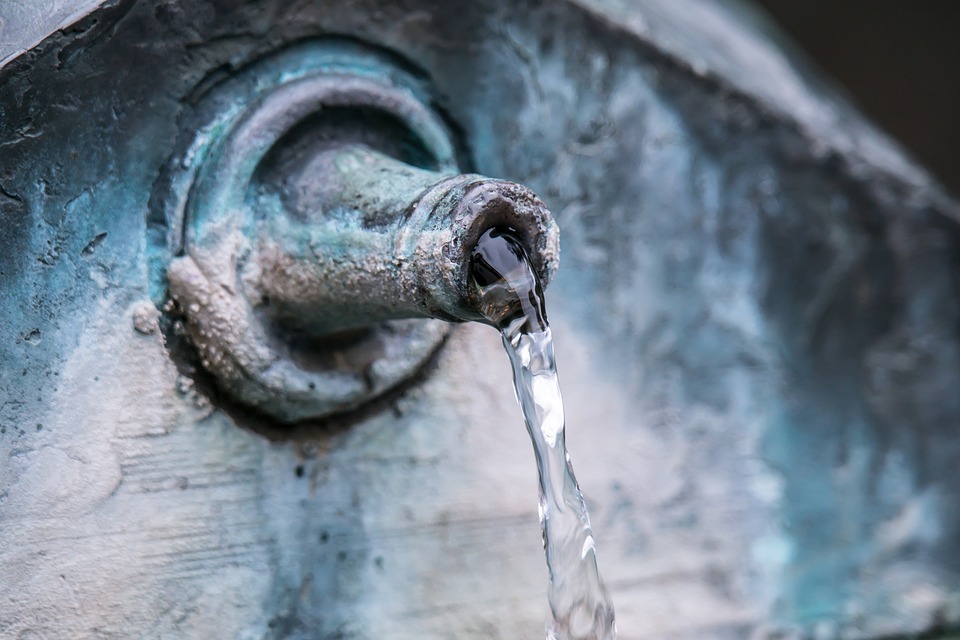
1 1 959 639
157 40 559 423
168 142 559 422
155 38 558 423
0 0 107 66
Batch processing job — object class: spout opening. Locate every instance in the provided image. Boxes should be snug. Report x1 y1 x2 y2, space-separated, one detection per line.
443 180 560 322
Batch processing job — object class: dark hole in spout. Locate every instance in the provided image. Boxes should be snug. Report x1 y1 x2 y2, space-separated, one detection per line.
469 227 548 335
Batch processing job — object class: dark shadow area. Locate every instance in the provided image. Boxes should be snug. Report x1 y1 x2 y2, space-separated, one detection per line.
752 0 960 196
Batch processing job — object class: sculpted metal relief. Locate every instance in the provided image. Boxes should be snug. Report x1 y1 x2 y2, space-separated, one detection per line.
1 1 958 638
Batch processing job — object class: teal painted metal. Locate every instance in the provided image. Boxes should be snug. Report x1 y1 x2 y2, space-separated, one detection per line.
1 1 959 638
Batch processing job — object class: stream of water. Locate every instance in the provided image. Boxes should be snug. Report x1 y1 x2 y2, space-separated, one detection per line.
471 228 617 640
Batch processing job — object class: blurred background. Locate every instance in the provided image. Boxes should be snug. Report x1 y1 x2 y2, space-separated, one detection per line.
752 0 960 197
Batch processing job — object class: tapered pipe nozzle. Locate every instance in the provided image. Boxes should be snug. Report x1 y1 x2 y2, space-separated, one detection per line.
245 147 559 336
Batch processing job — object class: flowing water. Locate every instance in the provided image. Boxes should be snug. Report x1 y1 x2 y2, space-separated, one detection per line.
470 228 617 640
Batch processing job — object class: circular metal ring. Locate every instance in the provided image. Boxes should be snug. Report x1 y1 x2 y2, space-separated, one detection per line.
151 40 461 423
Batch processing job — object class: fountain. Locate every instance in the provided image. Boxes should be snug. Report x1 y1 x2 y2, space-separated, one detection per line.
3 2 960 638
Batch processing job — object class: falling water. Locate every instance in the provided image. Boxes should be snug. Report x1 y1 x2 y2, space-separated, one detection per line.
470 227 617 640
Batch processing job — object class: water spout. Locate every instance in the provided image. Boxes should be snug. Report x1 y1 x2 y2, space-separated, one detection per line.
470 227 617 640
167 142 558 422
244 147 559 335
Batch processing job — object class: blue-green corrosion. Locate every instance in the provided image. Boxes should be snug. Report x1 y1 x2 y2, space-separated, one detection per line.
1 0 960 638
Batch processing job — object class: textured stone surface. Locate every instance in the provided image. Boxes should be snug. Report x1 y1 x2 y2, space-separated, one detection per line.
0 0 107 66
1 1 959 638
